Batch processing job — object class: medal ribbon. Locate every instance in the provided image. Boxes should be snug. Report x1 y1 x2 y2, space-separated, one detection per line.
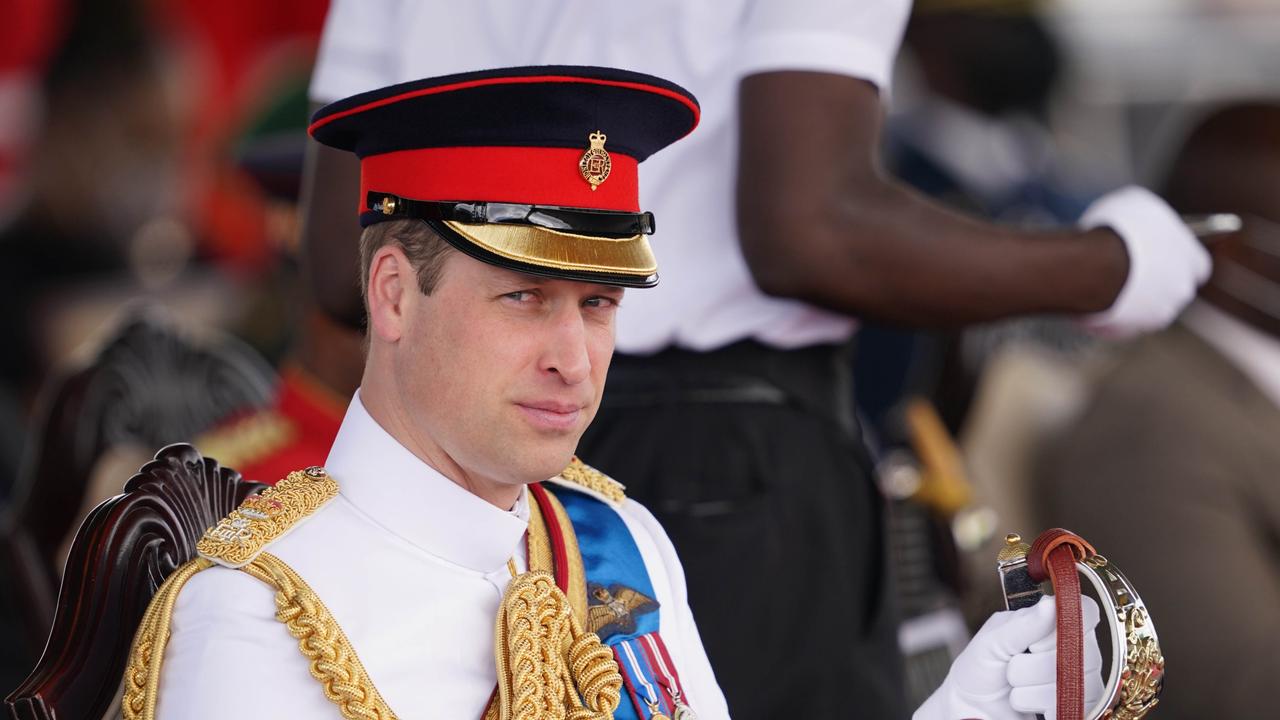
618 638 672 719
641 634 695 717
547 481 692 720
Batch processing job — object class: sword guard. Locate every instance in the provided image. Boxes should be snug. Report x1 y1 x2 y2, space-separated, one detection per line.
996 530 1164 720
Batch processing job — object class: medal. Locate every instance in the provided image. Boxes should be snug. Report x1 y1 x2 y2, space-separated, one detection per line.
643 634 697 720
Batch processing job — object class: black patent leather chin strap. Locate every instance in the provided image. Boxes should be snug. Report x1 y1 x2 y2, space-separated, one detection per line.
365 193 655 237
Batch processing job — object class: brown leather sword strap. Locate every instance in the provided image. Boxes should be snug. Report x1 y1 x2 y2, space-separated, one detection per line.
1027 529 1096 720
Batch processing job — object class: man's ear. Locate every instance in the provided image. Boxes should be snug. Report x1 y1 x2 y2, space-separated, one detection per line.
366 245 413 343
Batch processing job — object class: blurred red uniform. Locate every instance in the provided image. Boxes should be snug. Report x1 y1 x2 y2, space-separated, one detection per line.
198 364 345 485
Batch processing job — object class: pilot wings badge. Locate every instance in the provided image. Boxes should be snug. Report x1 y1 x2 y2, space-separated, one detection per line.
586 582 658 639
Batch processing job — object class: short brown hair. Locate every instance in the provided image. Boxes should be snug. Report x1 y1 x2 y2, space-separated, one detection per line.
358 219 454 312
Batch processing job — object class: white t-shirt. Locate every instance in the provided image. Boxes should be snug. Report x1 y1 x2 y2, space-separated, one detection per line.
310 0 911 353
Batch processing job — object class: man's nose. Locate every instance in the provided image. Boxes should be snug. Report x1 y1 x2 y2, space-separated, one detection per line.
541 306 591 385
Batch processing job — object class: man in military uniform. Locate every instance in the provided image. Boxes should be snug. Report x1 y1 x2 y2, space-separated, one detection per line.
303 5 1212 716
128 67 1100 720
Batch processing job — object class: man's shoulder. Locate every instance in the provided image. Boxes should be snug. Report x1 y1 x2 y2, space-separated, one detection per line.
157 564 332 719
544 458 627 508
544 459 679 571
171 562 275 618
197 466 340 569
171 465 347 614
543 459 670 541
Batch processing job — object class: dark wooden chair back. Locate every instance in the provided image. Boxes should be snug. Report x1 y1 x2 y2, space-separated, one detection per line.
4 443 265 720
0 306 275 658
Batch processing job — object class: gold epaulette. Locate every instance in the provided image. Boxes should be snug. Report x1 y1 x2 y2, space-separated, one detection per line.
551 457 626 506
196 466 339 568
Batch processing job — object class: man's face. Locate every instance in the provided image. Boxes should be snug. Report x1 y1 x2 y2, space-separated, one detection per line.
393 251 622 490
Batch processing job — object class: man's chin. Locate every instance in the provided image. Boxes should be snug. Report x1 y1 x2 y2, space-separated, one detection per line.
490 413 587 477
499 441 579 484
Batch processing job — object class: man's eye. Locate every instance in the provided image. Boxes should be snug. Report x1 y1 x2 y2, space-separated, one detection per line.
503 291 534 302
583 296 619 309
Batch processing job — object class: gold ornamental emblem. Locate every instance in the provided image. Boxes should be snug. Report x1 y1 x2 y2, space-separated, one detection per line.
579 130 611 190
197 467 339 568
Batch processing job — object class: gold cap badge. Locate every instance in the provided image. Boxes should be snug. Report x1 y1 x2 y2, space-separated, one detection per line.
579 130 611 191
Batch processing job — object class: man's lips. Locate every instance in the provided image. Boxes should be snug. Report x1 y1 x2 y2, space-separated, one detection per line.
515 401 585 431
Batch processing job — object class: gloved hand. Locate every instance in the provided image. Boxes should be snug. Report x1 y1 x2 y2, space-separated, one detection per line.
913 595 1104 720
1078 185 1211 337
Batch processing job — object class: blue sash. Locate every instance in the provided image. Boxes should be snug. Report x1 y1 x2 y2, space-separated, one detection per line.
548 484 676 720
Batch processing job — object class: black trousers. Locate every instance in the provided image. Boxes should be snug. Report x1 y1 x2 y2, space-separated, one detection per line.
578 341 907 719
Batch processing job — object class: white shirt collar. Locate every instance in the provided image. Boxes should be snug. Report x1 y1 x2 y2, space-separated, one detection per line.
1181 300 1280 409
323 389 529 573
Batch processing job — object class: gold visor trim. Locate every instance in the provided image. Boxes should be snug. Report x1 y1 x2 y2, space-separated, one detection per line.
443 221 657 278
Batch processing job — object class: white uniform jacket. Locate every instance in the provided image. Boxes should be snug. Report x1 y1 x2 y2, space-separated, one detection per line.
156 391 730 719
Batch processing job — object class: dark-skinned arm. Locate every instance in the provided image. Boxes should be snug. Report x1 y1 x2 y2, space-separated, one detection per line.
737 71 1131 327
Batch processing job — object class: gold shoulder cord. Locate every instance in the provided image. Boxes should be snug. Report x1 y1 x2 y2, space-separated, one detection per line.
124 552 396 720
243 553 397 719
491 572 623 720
125 466 622 720
123 467 394 720
122 556 213 720
526 487 589 624
486 486 622 720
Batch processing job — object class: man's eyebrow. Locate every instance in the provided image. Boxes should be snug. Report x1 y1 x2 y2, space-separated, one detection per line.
498 272 623 294
486 271 547 288
506 271 551 285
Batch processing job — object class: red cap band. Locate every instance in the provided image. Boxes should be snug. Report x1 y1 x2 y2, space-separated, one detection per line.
359 146 640 213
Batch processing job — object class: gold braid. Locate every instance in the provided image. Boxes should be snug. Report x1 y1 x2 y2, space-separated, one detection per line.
122 558 214 720
124 467 622 720
122 553 397 720
124 561 620 720
567 632 623 716
241 553 396 720
494 571 622 720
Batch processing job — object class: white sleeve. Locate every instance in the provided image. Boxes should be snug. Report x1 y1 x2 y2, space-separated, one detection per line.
155 567 341 719
736 0 912 91
623 499 732 720
309 0 406 104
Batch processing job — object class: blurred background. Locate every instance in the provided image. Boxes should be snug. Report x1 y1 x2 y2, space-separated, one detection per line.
2 0 1278 715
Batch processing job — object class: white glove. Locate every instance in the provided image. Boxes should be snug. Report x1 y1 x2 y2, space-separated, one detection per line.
1078 186 1211 337
913 595 1104 720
